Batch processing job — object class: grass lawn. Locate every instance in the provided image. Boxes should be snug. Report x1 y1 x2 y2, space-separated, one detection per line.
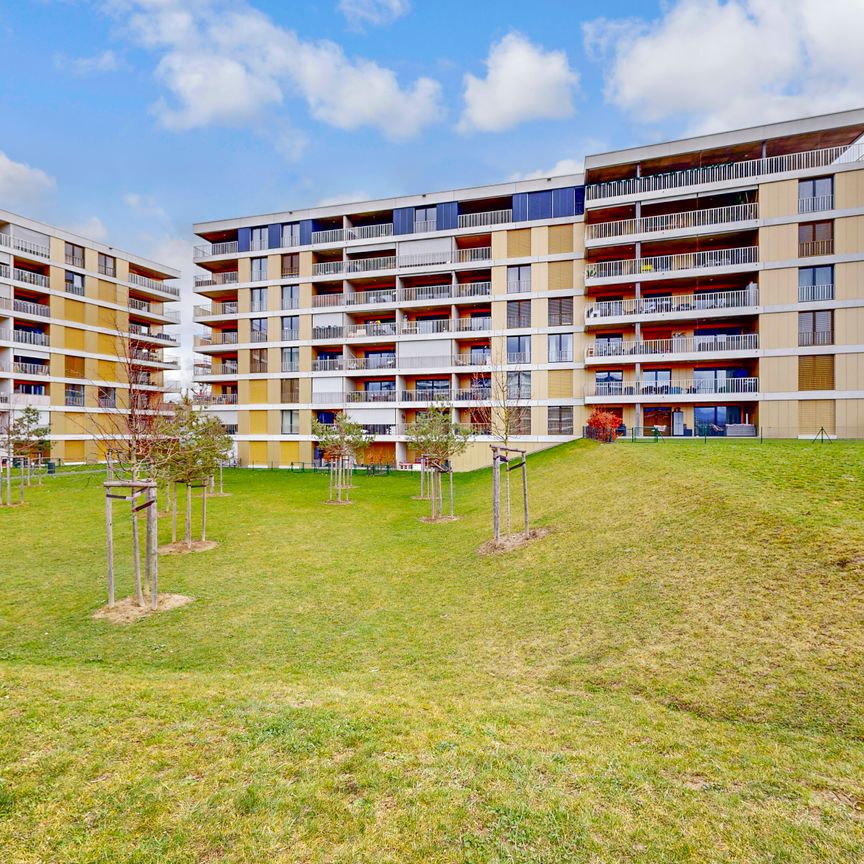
1 439 864 862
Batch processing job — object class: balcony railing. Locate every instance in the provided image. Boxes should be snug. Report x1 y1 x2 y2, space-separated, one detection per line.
586 377 760 398
214 362 239 375
799 195 834 214
798 330 833 346
413 219 437 234
586 333 759 359
799 239 834 257
250 331 269 342
347 354 396 370
129 273 180 296
194 301 239 318
13 361 50 376
457 209 512 229
401 389 451 402
65 253 84 268
0 234 50 258
548 350 573 363
586 141 864 201
798 283 834 302
587 246 758 281
585 286 759 321
13 299 50 317
312 325 345 341
194 392 239 405
13 329 49 346
312 247 492 276
282 360 300 372
401 317 491 335
13 268 49 288
585 203 759 241
345 322 397 338
281 329 299 342
65 394 85 407
506 279 532 294
346 288 398 306
346 390 398 403
506 352 531 364
194 272 239 288
312 223 394 244
193 240 239 259
313 358 344 371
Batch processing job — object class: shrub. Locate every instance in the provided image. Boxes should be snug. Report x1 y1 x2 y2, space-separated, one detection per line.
587 410 621 443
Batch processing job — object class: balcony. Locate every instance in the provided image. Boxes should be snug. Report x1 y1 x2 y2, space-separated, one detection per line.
313 358 344 372
585 203 758 243
798 330 833 347
12 298 50 317
586 333 759 361
0 234 50 259
346 354 396 370
345 288 398 306
13 361 50 376
401 317 491 336
346 390 397 403
193 241 239 259
194 392 239 405
401 389 451 402
312 247 492 277
65 394 85 407
798 283 834 302
12 329 49 346
13 268 49 288
413 219 437 234
585 377 760 399
281 329 299 342
586 141 864 202
799 239 834 257
799 195 834 214
194 272 239 288
127 298 180 323
345 322 397 338
129 273 180 297
312 325 345 341
195 332 238 347
586 246 758 283
194 301 239 318
457 209 512 229
311 224 394 244
585 286 759 323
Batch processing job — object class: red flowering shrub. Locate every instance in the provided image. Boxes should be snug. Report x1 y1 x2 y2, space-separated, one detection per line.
587 409 621 443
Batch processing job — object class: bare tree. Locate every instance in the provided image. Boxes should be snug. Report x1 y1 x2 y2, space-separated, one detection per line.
313 412 370 504
0 407 50 506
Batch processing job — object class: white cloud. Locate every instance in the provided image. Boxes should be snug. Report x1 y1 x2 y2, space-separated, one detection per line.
584 0 864 135
63 50 121 74
65 216 109 242
510 158 584 181
0 152 54 203
338 0 409 28
459 33 579 133
124 192 168 221
103 0 443 140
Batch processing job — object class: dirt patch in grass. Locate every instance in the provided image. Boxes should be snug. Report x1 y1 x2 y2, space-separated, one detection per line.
419 515 460 523
477 527 551 555
159 540 218 555
324 499 353 506
93 593 194 624
813 789 864 819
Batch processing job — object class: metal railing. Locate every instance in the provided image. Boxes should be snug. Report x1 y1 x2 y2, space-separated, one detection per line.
194 392 239 405
194 240 239 259
586 141 864 201
98 263 116 277
312 224 394 244
282 360 300 372
281 329 299 342
213 362 239 375
399 284 451 302
586 377 759 397
312 325 345 340
345 322 397 338
312 293 345 308
586 333 759 358
313 358 344 371
194 272 239 287
587 246 758 280
13 361 50 376
249 361 268 373
506 279 532 294
401 389 451 402
65 253 84 267
799 239 834 257
798 195 834 214
13 329 49 346
457 209 512 228
346 288 398 306
13 299 50 317
585 202 759 241
250 330 269 342
312 246 492 276
347 354 397 370
194 301 238 317
798 283 834 302
585 286 759 320
13 268 49 288
65 394 85 407
413 219 437 234
0 234 50 258
798 330 833 346
548 350 573 363
506 352 531 364
346 390 398 403
129 273 180 296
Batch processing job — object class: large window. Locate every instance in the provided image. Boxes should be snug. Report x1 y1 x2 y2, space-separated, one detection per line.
595 369 623 396
507 299 531 328
281 284 299 309
507 265 531 293
641 368 671 393
281 379 299 403
98 253 115 277
548 296 573 326
282 223 301 248
281 410 299 434
250 287 267 312
548 406 573 435
548 333 572 362
250 318 268 342
799 177 833 213
798 265 833 302
251 227 268 251
798 220 833 257
250 348 268 373
507 335 530 363
282 253 299 277
414 206 436 232
693 368 753 393
65 242 84 268
65 270 85 296
510 407 531 436
281 316 299 340
507 371 531 399
798 355 834 390
97 386 116 408
694 406 742 436
251 257 268 281
799 310 833 346
282 347 299 372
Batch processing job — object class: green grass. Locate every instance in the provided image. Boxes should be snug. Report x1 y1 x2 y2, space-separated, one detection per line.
2 439 864 862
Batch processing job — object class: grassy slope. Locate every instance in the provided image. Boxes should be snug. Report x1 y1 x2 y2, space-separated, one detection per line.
1 440 863 863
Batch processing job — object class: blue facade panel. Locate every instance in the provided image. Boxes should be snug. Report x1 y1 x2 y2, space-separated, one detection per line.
512 193 528 222
527 191 553 221
574 185 585 216
393 207 415 235
268 223 281 249
237 227 251 253
436 202 458 231
299 220 313 246
552 187 575 218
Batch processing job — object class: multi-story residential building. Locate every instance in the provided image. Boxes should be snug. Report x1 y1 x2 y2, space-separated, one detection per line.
192 108 864 468
0 210 180 463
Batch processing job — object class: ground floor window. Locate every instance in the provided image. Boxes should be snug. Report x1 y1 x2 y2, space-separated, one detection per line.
643 406 671 434
694 405 742 436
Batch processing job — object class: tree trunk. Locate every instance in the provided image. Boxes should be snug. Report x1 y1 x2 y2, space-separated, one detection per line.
19 460 25 503
149 486 159 610
521 459 529 536
5 454 11 506
420 458 425 499
219 463 223 495
201 481 207 542
105 492 114 607
505 469 511 533
449 469 454 518
184 483 192 547
492 454 501 542
171 482 177 544
131 498 144 606
329 460 334 501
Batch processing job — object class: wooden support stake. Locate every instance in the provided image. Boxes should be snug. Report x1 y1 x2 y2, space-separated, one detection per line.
105 489 115 607
492 453 500 542
150 485 159 610
521 459 529 536
131 496 143 607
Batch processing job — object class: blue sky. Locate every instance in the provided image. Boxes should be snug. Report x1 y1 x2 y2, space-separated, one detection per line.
0 0 861 279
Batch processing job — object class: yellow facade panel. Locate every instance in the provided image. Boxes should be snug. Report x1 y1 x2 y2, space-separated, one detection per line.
548 224 574 254
759 223 797 262
548 369 573 398
759 311 797 349
758 179 797 219
64 327 85 351
64 299 86 323
249 410 268 434
249 441 268 464
507 228 531 258
836 262 864 301
835 168 864 210
97 359 116 381
799 400 835 435
835 352 864 390
759 268 796 306
835 215 864 256
548 260 572 291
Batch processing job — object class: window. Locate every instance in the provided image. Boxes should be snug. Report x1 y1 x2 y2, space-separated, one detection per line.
548 296 573 326
507 335 530 363
282 223 301 248
281 410 299 434
250 348 268 373
798 355 834 390
548 406 573 435
641 368 671 393
282 316 299 340
282 347 299 372
282 284 300 309
250 287 267 312
507 265 531 293
799 177 833 213
595 369 623 396
414 206 436 232
798 266 833 302
14 383 46 396
281 379 299 403
510 407 531 436
65 384 85 406
507 300 531 328
98 253 116 277
799 220 833 257
65 356 85 378
251 227 268 251
507 371 531 399
98 386 116 408
416 379 449 394
799 310 833 346
65 242 84 268
694 405 742 436
548 333 572 362
282 253 299 277
251 258 268 281
250 318 268 342
65 270 85 296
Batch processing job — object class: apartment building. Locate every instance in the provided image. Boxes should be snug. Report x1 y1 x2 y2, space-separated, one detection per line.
0 210 180 463
192 108 864 468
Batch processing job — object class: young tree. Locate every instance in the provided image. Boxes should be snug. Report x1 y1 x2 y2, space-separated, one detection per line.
587 409 621 443
407 404 470 520
312 412 370 503
0 407 50 505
